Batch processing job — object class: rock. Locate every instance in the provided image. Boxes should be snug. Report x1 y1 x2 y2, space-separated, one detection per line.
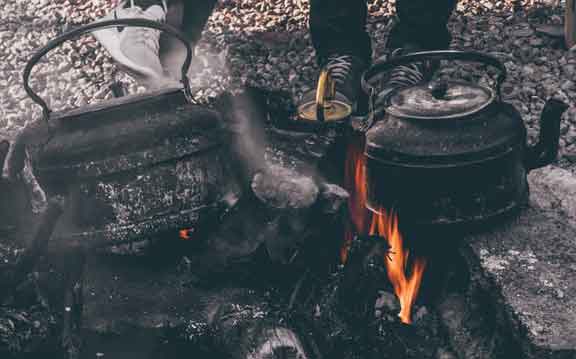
447 167 576 359
529 37 545 47
211 292 310 359
375 290 400 313
318 183 349 214
513 27 534 37
251 165 319 209
436 347 458 359
528 166 576 226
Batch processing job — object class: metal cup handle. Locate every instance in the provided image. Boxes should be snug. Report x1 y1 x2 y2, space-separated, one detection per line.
22 18 195 123
315 68 336 123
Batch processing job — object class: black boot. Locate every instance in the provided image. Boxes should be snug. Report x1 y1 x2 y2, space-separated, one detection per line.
300 54 369 121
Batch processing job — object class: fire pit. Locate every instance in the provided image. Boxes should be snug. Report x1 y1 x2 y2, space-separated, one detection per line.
2 24 575 359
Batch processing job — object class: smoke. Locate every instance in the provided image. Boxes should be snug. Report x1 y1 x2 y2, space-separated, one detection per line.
159 33 232 100
226 88 270 178
159 30 278 184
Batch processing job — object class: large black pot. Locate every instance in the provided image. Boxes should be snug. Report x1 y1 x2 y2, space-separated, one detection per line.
360 50 568 227
8 19 239 248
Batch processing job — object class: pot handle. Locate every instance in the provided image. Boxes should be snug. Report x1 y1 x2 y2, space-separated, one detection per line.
22 18 194 123
361 50 507 98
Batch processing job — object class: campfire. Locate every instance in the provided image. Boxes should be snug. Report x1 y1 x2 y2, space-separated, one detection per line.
344 135 428 324
1 6 574 355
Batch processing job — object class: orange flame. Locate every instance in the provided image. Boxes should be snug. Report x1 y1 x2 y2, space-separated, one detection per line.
343 135 427 324
342 136 371 263
369 208 427 324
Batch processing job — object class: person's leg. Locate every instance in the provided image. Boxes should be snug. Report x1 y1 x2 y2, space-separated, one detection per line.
180 0 219 44
387 0 458 50
304 0 371 116
132 0 165 8
92 0 169 82
376 0 458 94
309 0 372 65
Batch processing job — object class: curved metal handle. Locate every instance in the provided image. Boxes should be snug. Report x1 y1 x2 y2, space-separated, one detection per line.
361 50 507 98
23 18 194 122
315 68 336 123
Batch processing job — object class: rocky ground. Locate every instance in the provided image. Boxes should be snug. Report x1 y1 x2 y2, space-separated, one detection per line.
0 0 575 169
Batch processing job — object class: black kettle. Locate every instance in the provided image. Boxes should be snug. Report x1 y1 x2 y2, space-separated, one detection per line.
360 50 569 227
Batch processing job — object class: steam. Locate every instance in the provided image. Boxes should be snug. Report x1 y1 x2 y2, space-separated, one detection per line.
227 90 269 178
159 34 232 100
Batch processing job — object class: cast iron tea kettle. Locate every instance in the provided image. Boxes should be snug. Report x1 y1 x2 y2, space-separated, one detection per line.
360 50 569 227
7 19 238 248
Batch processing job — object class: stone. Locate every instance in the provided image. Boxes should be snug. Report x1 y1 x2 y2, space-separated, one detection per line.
318 183 349 214
251 165 319 209
451 166 576 359
375 290 400 312
528 166 576 226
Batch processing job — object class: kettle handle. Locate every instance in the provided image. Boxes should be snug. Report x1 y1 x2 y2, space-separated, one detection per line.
22 18 194 123
361 50 507 98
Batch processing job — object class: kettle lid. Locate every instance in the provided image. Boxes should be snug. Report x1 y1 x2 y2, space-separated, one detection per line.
386 80 494 120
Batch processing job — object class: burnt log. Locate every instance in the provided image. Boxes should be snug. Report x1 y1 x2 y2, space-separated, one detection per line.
292 232 458 359
337 236 390 324
0 196 65 357
184 178 348 286
209 288 311 359
250 164 349 266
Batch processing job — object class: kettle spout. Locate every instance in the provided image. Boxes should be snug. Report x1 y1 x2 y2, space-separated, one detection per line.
525 98 569 171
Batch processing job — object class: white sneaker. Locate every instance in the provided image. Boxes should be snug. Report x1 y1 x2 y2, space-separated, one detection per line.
92 0 168 81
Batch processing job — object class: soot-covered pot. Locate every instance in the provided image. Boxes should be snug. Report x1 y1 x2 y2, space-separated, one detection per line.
7 19 239 248
360 50 568 227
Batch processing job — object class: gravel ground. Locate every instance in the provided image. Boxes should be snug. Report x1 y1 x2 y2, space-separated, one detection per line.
0 0 575 167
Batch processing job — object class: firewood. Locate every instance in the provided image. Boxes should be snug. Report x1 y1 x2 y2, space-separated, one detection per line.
209 289 311 359
337 236 390 324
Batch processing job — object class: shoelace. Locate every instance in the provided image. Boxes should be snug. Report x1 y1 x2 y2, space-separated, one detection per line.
385 48 428 89
356 49 433 133
325 55 354 84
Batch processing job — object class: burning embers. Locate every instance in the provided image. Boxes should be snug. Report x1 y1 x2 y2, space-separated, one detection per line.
344 136 427 324
180 228 194 240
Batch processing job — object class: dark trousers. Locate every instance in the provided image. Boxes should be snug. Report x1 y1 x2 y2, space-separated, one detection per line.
310 0 458 65
175 0 457 65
